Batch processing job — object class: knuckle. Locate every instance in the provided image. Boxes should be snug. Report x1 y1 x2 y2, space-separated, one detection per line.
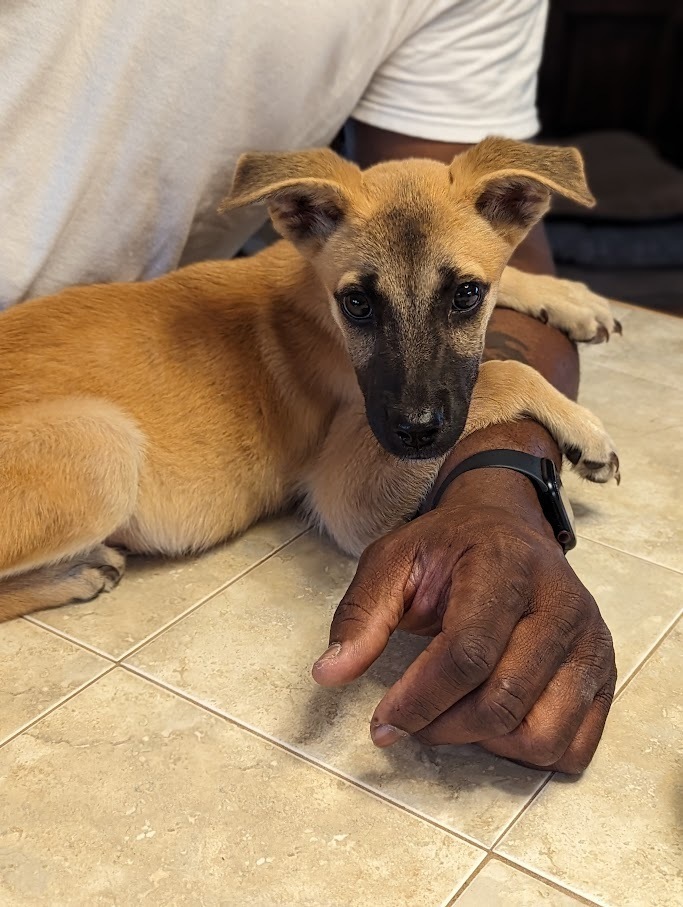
478 679 529 735
446 632 498 686
335 596 375 624
331 594 386 639
595 679 616 711
388 689 435 727
597 624 616 661
572 625 617 682
540 582 595 644
560 587 594 625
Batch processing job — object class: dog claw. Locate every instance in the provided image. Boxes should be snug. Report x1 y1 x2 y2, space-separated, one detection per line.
610 451 621 485
591 325 609 344
614 318 623 335
565 445 582 465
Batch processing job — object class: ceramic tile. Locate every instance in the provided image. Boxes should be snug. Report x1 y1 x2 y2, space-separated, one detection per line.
579 301 683 391
31 516 304 659
454 860 589 906
567 540 683 686
0 669 482 907
565 364 682 572
128 533 552 847
498 621 683 907
0 619 108 744
577 356 682 435
127 524 683 848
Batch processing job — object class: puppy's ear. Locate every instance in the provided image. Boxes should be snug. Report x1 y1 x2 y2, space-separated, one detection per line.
219 149 362 247
451 137 595 244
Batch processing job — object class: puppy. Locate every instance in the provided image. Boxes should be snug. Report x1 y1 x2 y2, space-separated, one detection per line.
0 138 619 621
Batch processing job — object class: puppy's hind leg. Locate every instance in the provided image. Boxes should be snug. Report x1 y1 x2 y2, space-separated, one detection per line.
462 360 620 484
0 545 126 623
0 398 143 620
497 267 622 343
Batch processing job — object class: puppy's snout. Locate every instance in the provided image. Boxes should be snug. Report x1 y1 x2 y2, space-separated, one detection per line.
393 408 444 451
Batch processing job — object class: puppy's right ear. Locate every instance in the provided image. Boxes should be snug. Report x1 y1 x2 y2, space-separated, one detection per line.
219 149 362 248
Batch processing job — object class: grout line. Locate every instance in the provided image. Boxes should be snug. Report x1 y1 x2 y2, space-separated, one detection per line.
23 526 309 664
23 615 117 662
0 665 116 751
490 613 682 883
120 662 489 852
116 527 310 662
613 605 683 696
487 854 605 906
612 610 682 704
491 610 682 851
573 534 683 578
445 852 605 906
489 772 553 851
8 513 675 902
443 852 494 905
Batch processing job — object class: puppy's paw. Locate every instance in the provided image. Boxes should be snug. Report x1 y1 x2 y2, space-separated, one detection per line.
562 410 620 485
67 545 126 602
540 278 622 344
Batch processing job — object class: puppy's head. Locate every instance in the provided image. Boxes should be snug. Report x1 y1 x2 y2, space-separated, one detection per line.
221 138 594 459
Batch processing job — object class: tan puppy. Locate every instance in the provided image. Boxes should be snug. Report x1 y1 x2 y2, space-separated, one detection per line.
0 138 620 622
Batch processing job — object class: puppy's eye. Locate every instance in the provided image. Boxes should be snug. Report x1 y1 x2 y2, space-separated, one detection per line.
341 293 373 323
452 282 483 312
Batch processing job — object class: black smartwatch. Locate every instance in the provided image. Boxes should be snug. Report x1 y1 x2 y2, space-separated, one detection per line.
423 449 577 553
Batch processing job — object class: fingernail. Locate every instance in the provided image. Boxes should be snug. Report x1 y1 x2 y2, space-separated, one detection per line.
371 724 410 747
314 643 342 668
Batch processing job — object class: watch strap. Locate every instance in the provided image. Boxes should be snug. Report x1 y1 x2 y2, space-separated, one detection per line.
424 449 548 514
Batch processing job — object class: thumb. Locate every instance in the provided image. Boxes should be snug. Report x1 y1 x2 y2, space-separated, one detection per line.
311 538 415 687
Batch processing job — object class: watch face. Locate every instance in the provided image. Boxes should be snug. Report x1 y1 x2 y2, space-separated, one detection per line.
540 459 577 552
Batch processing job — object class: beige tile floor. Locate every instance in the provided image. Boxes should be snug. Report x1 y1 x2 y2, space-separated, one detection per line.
1 301 681 906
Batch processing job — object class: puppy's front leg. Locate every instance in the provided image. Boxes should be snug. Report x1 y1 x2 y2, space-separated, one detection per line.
301 405 441 557
498 267 622 343
303 363 619 557
462 360 620 484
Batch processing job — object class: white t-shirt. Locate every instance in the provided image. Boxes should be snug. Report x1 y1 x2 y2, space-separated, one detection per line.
0 0 547 307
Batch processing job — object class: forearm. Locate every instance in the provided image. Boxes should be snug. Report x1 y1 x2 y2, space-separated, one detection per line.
430 304 580 506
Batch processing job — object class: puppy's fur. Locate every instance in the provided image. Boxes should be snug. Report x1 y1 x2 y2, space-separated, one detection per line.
0 138 620 621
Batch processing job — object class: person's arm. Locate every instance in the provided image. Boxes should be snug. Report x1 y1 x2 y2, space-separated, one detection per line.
313 123 617 773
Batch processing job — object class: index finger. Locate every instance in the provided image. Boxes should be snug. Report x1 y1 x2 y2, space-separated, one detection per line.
371 558 526 745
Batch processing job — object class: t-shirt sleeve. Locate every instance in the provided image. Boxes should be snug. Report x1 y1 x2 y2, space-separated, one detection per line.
352 0 548 143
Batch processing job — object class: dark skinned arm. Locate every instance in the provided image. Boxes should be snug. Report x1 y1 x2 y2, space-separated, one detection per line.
313 122 616 774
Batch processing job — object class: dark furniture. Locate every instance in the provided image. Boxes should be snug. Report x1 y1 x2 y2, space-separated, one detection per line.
538 0 683 166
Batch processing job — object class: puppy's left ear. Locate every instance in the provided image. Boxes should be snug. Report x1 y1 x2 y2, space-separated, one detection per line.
451 137 595 245
219 149 362 248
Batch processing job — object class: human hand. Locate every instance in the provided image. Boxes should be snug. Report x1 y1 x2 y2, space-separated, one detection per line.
312 467 616 774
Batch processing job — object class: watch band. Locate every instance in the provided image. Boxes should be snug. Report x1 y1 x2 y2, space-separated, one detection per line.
419 448 576 553
425 449 549 513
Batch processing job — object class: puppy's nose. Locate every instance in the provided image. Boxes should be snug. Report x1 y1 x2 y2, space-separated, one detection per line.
394 409 444 451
